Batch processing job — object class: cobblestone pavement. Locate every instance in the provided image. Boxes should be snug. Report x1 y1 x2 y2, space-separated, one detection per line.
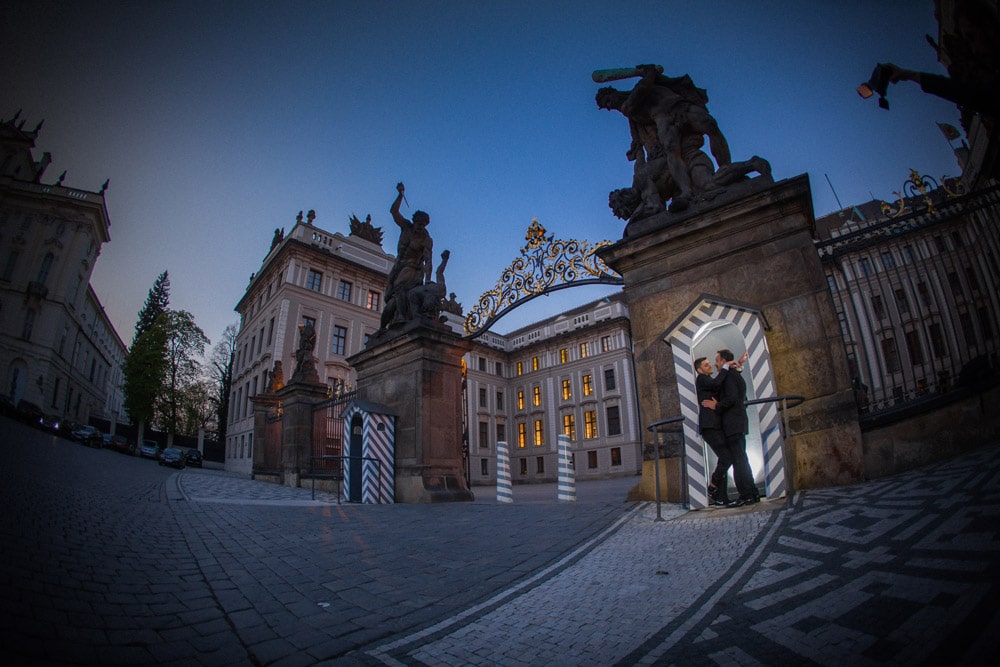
2 415 997 665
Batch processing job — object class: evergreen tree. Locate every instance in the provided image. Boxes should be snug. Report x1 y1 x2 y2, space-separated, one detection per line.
123 321 167 428
133 271 170 345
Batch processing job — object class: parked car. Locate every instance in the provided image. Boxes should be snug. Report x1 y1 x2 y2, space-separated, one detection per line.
73 425 102 447
58 419 83 440
39 414 61 433
184 448 203 468
104 433 134 455
139 440 161 460
158 447 185 469
15 400 44 426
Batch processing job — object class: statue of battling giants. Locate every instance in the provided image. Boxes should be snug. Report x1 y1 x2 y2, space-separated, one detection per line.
377 183 451 335
594 64 772 227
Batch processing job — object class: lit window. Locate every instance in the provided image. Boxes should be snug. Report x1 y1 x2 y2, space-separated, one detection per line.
330 325 347 356
561 379 571 400
601 336 611 352
306 269 322 291
559 348 568 363
366 291 380 310
579 342 589 358
517 422 527 448
582 374 593 396
517 390 524 410
532 356 539 371
562 414 575 440
337 280 352 301
516 361 523 376
532 386 541 407
534 419 544 446
584 410 597 439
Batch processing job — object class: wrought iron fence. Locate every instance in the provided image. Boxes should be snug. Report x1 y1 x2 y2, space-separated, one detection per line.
816 177 1000 422
311 390 357 464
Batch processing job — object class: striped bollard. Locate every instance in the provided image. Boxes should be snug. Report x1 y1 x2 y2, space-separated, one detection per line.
557 434 576 502
496 440 513 503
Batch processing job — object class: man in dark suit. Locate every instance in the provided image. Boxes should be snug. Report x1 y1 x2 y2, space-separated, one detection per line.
708 349 759 505
695 356 732 505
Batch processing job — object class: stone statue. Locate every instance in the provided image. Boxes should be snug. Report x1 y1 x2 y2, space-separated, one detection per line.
349 213 384 246
595 64 771 225
407 250 451 320
442 291 463 316
380 182 434 329
270 227 285 250
290 320 319 384
266 360 284 392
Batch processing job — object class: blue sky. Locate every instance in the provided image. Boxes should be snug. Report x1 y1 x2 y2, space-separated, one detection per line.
2 1 963 348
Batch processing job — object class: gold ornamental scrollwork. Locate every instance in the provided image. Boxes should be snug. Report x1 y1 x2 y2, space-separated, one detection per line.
463 218 623 338
879 169 963 218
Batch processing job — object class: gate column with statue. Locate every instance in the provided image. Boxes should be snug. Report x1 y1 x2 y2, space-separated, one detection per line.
593 65 864 505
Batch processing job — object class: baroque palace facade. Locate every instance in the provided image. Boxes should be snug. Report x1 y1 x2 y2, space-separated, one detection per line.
0 113 127 426
227 212 643 484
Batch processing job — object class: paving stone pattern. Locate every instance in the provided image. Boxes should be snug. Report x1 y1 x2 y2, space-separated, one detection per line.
1 415 997 666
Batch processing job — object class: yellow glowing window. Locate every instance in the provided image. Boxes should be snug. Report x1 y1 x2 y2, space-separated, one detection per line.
561 379 572 400
579 342 589 358
532 356 539 371
516 361 523 376
584 410 598 439
534 419 544 446
563 414 575 440
517 422 527 448
517 390 525 410
532 386 541 407
559 348 568 364
583 374 593 396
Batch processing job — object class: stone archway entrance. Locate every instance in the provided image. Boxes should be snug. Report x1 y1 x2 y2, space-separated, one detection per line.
663 297 786 509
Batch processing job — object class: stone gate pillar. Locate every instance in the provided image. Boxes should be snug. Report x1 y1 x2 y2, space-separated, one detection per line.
598 175 863 498
348 324 473 502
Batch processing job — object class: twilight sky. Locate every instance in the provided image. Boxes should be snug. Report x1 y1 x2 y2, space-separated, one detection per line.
2 0 963 349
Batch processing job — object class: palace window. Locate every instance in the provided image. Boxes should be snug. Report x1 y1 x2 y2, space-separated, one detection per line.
479 387 488 408
561 378 572 400
306 269 322 292
517 390 525 410
517 422 527 448
582 374 593 396
496 391 504 410
559 348 568 364
337 280 353 301
479 421 489 448
587 450 598 469
563 414 576 440
604 368 616 391
516 361 523 376
606 405 621 436
584 410 598 439
532 356 540 371
366 290 380 310
533 419 544 446
579 342 589 358
532 386 541 407
610 447 622 466
601 335 611 352
331 325 347 356
536 456 545 474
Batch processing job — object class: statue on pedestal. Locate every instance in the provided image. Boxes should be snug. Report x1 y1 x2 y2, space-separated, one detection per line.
377 183 451 333
290 320 319 384
595 64 772 225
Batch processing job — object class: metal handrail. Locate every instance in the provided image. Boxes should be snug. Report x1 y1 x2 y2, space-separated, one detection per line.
646 417 684 520
644 395 806 516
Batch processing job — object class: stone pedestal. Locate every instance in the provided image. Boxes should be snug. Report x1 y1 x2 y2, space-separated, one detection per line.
599 175 863 494
275 381 328 488
348 324 473 502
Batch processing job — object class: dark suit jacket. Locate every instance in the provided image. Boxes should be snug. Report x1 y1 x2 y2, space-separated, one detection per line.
696 370 727 433
717 369 748 436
